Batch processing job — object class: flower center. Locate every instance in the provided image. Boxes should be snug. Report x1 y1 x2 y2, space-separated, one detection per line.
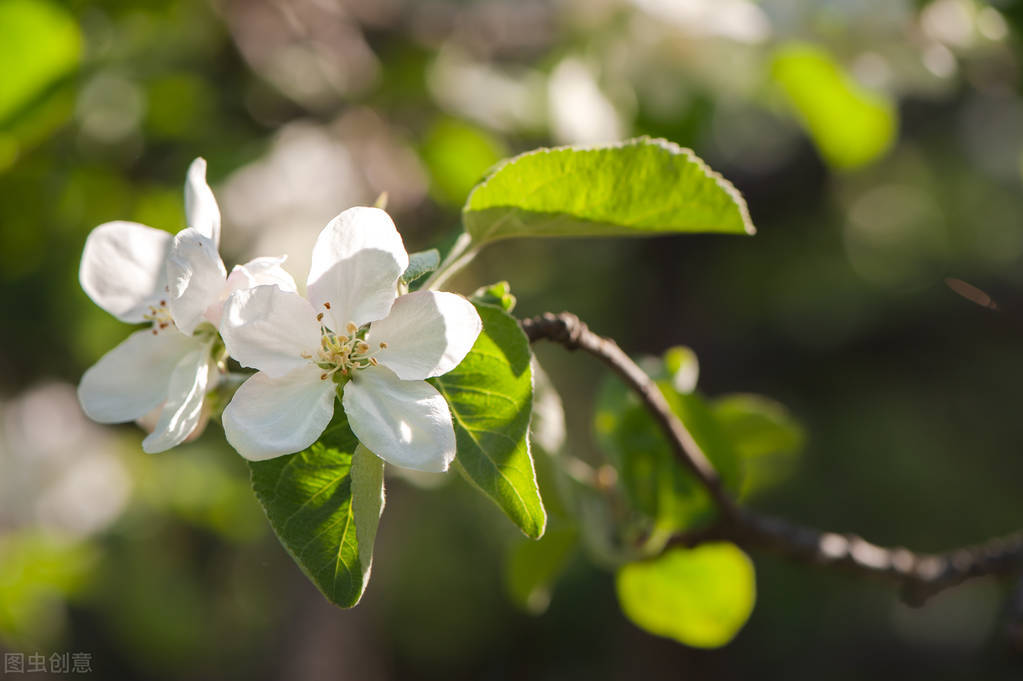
144 299 175 335
303 306 387 382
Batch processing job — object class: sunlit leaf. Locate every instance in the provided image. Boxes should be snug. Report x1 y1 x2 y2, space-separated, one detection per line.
249 415 384 608
0 0 81 124
463 137 754 246
616 543 755 648
430 301 546 539
772 43 896 170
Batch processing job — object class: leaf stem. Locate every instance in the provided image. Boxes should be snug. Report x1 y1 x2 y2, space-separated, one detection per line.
423 233 479 290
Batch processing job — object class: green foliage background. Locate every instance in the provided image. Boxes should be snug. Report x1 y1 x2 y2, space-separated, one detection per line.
2 0 1023 678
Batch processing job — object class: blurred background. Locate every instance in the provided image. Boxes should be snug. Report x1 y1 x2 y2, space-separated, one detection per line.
3 0 1023 678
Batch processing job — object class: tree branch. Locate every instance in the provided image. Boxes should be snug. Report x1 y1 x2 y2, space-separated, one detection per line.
521 311 1023 605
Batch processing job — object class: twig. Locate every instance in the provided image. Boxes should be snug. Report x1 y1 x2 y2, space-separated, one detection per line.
521 311 1023 605
521 312 739 520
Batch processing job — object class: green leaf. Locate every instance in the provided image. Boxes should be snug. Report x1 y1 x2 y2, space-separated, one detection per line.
463 137 754 246
401 248 441 289
772 43 896 170
0 0 82 124
505 526 578 614
616 543 755 648
712 394 805 497
249 414 384 608
470 280 516 313
430 301 546 538
594 349 741 536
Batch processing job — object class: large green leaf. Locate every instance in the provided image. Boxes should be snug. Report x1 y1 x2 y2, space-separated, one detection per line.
772 43 896 170
616 543 756 648
463 137 754 245
430 301 546 539
249 415 384 608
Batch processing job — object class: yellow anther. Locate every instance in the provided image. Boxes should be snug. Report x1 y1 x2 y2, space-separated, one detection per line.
346 322 358 335
379 341 388 349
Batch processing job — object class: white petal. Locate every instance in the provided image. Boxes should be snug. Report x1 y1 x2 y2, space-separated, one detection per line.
206 256 297 329
342 366 455 473
185 157 221 246
222 366 337 461
220 285 321 377
79 221 173 323
141 342 213 453
306 207 408 331
367 291 482 380
230 256 297 292
166 228 227 335
78 329 199 423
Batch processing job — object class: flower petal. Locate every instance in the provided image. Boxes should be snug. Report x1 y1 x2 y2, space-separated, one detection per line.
220 285 321 377
142 342 214 453
342 366 456 472
167 228 227 336
230 256 297 292
79 221 173 323
206 256 297 329
78 329 199 423
185 157 221 246
222 365 337 461
367 291 482 380
307 207 408 330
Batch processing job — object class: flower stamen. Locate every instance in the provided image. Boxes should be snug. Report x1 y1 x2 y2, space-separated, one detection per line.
308 317 385 382
143 301 175 335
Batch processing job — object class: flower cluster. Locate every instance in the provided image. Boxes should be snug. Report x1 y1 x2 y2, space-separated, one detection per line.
77 159 481 472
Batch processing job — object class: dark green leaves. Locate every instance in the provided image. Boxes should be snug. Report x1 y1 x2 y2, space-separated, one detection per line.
431 301 546 539
595 347 805 535
617 543 756 648
463 137 754 246
595 374 741 535
712 394 805 497
249 414 384 608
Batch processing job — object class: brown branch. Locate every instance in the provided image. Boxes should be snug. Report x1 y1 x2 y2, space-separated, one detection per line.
521 311 1023 605
521 312 739 520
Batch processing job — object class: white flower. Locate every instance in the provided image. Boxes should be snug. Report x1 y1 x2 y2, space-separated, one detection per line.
77 158 296 453
220 206 482 472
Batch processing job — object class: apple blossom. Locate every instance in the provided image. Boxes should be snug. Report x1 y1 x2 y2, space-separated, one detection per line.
220 206 482 472
77 158 295 453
